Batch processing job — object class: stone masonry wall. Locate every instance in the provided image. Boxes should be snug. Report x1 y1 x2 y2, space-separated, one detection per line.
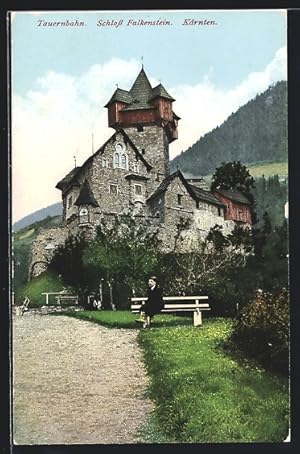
90 132 149 215
158 177 236 251
125 125 170 196
29 227 69 279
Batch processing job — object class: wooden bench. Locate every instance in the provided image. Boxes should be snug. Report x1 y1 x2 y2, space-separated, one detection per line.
16 297 30 316
55 295 79 305
131 296 210 327
41 292 79 305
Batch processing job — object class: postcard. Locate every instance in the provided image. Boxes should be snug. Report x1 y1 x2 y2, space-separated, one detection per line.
9 9 290 446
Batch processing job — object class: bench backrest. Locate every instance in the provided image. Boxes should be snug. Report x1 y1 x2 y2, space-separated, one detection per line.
131 296 210 312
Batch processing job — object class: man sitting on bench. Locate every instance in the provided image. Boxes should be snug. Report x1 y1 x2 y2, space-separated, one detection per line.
136 276 164 329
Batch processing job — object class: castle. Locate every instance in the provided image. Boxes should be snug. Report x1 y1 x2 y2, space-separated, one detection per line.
29 68 252 278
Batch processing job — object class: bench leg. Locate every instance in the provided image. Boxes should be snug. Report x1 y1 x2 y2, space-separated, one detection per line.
193 310 202 327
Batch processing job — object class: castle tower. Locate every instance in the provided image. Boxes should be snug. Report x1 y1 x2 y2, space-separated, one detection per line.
104 68 180 190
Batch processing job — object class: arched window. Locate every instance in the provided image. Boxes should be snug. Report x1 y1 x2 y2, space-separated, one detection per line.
121 153 127 169
113 152 120 168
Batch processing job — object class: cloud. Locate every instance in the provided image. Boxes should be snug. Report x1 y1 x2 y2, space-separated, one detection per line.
12 58 140 222
12 48 287 221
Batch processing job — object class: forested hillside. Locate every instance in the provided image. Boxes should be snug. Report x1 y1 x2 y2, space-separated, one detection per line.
171 81 287 176
13 202 62 232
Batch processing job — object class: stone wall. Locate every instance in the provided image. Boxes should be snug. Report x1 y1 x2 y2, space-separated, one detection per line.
28 227 69 279
125 125 170 195
90 132 150 214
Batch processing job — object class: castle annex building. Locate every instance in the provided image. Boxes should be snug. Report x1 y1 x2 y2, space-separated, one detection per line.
29 68 252 278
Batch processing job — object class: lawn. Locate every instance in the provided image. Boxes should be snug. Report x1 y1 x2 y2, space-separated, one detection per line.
61 311 290 443
62 309 192 329
138 318 289 443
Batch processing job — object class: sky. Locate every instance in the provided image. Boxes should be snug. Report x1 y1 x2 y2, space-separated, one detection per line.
11 9 287 222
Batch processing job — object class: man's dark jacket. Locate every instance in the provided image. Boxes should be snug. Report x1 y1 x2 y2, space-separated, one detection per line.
143 286 164 317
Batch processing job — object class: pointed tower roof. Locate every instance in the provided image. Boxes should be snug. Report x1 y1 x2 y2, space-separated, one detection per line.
150 83 175 102
74 180 99 207
122 68 154 111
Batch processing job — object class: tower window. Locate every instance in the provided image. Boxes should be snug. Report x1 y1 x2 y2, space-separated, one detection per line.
79 207 89 224
110 184 118 194
137 125 144 132
177 194 183 206
135 184 142 195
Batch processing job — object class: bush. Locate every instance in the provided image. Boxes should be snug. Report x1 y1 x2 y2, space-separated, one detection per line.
15 271 67 307
231 288 289 374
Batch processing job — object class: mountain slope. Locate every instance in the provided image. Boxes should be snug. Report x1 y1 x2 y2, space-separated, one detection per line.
13 202 63 232
171 81 287 176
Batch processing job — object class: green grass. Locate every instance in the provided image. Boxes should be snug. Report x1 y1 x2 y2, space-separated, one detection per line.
202 160 288 184
62 310 192 329
138 318 289 443
55 311 290 443
247 161 288 179
15 271 66 307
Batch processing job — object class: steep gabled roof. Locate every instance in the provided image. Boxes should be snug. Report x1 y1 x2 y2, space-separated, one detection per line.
214 188 252 205
56 129 153 194
147 171 181 202
147 170 224 207
56 167 81 191
74 179 99 207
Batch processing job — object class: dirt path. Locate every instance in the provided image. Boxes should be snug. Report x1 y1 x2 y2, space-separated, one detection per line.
12 313 154 445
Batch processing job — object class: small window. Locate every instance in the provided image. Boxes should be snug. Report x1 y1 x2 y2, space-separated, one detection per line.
218 207 221 216
135 184 142 195
196 200 200 209
79 207 89 224
133 162 139 173
102 157 107 168
114 153 120 168
177 194 183 206
68 196 73 209
141 148 145 155
137 125 144 132
110 184 118 194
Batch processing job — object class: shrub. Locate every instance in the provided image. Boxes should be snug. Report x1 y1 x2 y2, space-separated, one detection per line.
15 271 67 307
231 288 289 374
